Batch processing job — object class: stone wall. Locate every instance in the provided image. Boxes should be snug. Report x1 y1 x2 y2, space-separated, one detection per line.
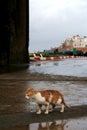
0 0 29 65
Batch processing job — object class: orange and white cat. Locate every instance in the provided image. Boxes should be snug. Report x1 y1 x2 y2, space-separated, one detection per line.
25 88 70 114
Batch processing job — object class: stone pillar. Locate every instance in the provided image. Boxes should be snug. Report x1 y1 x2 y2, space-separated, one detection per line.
0 0 29 66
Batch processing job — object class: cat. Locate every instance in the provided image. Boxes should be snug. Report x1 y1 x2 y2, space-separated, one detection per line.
25 88 70 114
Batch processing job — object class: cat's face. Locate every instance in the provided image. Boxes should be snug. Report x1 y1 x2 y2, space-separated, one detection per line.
25 88 36 99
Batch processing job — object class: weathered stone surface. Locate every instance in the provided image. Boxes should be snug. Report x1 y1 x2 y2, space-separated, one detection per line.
0 0 29 66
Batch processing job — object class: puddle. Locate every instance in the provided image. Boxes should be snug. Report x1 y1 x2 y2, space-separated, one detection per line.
30 117 87 130
1 117 87 130
29 59 87 77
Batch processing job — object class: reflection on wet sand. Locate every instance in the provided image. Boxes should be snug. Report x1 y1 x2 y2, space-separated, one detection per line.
1 125 29 130
38 120 67 130
0 120 68 130
30 117 87 130
1 121 67 130
1 117 87 130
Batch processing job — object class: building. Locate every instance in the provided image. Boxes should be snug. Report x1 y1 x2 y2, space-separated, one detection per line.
61 35 87 52
72 35 87 48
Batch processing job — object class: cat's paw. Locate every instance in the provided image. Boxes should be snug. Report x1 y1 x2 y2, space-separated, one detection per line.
60 110 64 113
49 109 53 112
36 111 41 114
44 111 49 114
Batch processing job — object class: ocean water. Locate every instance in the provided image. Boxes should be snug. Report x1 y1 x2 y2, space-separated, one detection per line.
29 58 87 77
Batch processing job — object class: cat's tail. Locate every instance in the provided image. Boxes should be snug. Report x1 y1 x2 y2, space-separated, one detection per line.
64 102 71 109
62 97 71 109
62 98 79 110
64 102 80 110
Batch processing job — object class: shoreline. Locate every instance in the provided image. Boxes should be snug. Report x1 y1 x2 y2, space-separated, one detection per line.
0 72 87 81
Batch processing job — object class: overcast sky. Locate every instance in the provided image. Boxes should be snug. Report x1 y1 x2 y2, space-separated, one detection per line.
29 0 87 52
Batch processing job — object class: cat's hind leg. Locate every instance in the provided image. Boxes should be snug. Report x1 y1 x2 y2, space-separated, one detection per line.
37 104 42 114
49 104 56 112
60 104 65 113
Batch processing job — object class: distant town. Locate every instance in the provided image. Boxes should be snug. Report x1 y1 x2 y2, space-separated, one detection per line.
29 35 87 57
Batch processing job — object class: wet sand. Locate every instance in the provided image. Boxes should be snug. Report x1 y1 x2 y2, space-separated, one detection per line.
0 70 87 129
0 105 87 129
1 117 87 130
0 71 87 81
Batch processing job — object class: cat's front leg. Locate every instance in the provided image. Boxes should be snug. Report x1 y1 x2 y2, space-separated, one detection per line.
37 104 42 114
44 103 49 114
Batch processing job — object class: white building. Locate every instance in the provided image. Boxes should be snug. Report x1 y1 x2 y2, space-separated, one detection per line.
65 35 87 48
81 37 87 47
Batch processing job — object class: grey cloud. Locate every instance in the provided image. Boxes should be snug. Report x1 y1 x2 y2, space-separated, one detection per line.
29 0 87 52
